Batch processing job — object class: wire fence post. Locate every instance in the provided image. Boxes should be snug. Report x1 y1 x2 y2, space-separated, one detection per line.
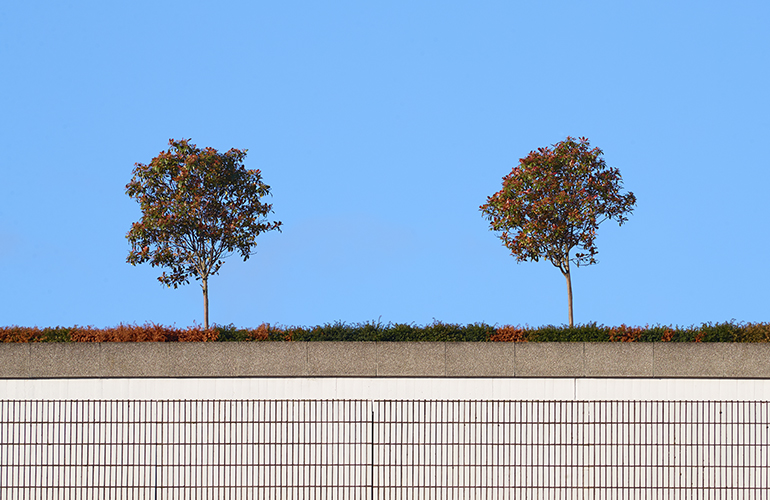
371 401 375 500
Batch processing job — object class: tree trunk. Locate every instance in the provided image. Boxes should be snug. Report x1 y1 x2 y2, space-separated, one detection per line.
202 277 209 330
563 260 574 328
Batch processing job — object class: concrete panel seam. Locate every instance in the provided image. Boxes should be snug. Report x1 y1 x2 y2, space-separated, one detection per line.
444 342 448 377
28 342 33 378
26 342 32 378
512 343 517 377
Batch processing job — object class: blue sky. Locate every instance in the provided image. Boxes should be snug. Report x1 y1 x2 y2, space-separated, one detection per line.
2 1 768 329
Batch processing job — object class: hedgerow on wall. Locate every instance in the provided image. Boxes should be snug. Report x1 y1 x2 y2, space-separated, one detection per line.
0 323 218 342
1 321 770 343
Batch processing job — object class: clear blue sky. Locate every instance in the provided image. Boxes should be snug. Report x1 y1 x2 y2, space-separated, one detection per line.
2 1 768 329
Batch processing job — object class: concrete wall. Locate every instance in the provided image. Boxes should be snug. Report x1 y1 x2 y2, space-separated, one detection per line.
2 341 770 379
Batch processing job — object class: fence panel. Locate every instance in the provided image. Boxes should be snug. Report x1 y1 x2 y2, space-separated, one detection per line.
1 400 768 499
1 400 373 500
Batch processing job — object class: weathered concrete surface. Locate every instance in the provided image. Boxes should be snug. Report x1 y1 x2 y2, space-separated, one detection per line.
1 342 769 378
586 343 653 378
515 343 585 377
377 342 446 377
308 342 377 376
446 342 514 377
652 343 730 378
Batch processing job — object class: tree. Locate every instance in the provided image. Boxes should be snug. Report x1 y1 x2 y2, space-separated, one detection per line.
480 136 636 327
126 138 282 329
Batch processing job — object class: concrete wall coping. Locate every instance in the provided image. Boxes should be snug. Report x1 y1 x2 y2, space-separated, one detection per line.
1 342 770 379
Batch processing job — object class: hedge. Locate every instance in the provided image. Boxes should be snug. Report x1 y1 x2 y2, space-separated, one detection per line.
1 321 769 342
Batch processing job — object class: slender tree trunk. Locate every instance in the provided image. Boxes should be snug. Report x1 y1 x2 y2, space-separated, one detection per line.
202 277 209 330
563 260 574 328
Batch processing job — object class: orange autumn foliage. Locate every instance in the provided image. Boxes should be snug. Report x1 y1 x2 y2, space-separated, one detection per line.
608 324 644 342
489 325 529 342
70 323 217 342
0 326 45 342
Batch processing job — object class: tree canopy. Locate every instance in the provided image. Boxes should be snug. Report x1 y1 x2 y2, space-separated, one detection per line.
480 136 636 326
126 138 281 328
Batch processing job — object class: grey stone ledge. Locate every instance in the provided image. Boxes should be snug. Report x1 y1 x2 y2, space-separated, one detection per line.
1 342 770 379
515 343 585 377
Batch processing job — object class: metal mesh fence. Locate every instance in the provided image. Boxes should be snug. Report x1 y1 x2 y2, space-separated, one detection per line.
1 400 768 499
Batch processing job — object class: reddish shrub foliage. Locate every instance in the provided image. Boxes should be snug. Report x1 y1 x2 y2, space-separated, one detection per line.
608 324 644 342
660 328 675 342
489 325 529 342
70 323 217 342
247 324 271 341
238 323 287 341
0 326 44 342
